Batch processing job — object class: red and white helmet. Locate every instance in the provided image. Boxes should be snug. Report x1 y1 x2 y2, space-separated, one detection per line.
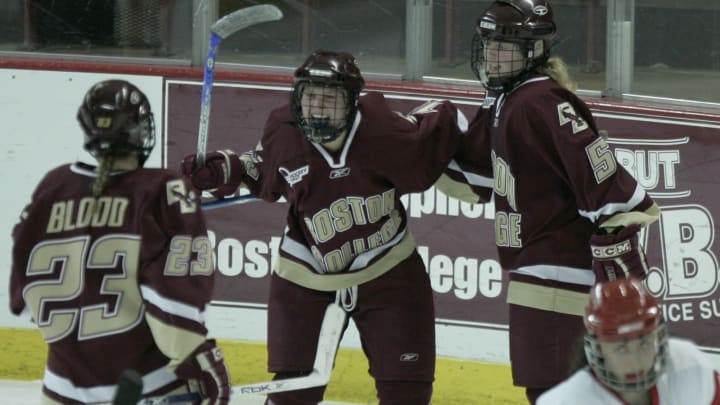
583 278 668 392
471 0 557 92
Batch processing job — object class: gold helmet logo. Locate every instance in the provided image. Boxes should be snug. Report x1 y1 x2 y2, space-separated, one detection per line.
96 117 113 128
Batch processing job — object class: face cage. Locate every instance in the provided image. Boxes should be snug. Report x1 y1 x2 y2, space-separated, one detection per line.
584 323 669 393
291 82 357 144
86 114 156 167
471 33 544 93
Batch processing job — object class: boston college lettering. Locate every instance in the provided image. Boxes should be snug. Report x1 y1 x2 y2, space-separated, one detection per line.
305 189 396 244
46 197 129 233
304 189 400 273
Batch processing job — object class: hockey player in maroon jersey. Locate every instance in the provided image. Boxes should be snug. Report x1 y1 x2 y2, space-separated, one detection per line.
10 80 230 404
181 50 468 405
538 278 720 405
434 1 661 403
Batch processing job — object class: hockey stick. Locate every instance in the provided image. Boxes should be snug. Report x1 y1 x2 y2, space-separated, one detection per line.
232 302 347 395
201 193 292 210
137 393 200 405
202 194 260 211
112 370 143 405
140 303 346 403
196 4 283 166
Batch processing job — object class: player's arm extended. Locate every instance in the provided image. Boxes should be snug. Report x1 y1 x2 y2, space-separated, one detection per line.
389 99 471 194
590 202 661 282
433 105 494 204
180 142 283 203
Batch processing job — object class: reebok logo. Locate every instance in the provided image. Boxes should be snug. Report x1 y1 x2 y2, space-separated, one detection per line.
240 384 272 394
329 167 351 179
400 353 419 362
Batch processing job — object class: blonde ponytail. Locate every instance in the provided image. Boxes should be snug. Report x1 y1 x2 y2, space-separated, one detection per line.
539 57 577 93
92 155 115 198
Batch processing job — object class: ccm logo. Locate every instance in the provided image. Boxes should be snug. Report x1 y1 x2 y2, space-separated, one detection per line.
592 240 631 259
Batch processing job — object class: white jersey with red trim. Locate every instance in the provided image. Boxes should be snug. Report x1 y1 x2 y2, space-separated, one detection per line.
537 338 720 405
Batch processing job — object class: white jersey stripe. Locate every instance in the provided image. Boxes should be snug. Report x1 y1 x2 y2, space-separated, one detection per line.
280 227 408 273
456 109 469 132
578 183 647 223
280 233 324 273
43 365 177 402
140 285 206 323
447 160 494 188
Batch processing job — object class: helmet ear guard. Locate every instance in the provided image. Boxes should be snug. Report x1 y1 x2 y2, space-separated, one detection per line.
291 50 364 144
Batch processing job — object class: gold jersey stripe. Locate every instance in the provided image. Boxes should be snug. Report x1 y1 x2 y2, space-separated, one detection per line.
145 312 207 369
434 173 483 204
600 202 661 229
506 280 589 316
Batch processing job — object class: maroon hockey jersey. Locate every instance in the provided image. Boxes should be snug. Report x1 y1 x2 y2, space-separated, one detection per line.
233 92 467 291
438 76 658 311
10 163 213 403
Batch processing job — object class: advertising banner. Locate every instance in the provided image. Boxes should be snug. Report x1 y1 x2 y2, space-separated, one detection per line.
165 80 720 354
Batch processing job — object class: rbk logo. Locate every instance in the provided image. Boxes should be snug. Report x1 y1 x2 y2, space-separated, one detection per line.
329 167 351 179
279 165 309 187
399 353 419 362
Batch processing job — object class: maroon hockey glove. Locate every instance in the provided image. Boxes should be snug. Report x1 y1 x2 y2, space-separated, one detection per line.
174 340 231 405
180 150 244 197
590 224 649 282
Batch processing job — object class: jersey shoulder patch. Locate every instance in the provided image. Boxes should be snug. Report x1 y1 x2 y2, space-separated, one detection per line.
557 101 589 134
166 179 198 213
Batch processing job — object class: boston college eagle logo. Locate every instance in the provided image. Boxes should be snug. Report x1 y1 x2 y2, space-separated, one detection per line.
557 102 589 134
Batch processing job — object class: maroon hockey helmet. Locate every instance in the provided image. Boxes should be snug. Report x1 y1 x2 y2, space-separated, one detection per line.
292 50 365 144
471 0 557 92
583 278 668 392
77 80 156 166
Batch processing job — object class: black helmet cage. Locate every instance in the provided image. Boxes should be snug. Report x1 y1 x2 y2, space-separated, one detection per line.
583 322 669 393
77 80 156 167
291 51 364 144
471 0 557 93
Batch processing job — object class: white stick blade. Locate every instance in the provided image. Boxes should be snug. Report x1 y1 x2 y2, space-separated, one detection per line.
233 374 326 397
231 304 346 396
211 4 283 39
312 303 346 374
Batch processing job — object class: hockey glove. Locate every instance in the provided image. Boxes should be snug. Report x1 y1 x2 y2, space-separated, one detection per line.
590 224 649 282
174 340 231 405
180 150 244 198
